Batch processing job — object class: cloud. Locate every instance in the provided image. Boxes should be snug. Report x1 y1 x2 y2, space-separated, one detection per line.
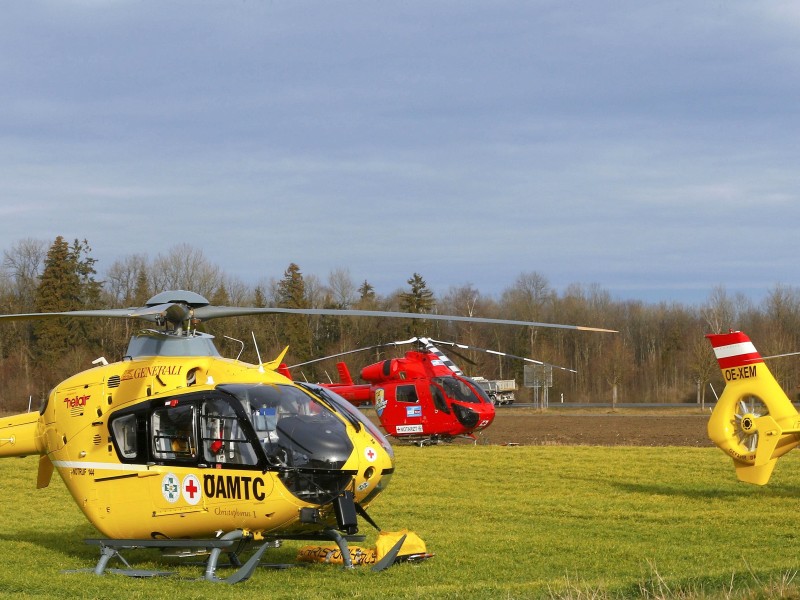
0 2 798 307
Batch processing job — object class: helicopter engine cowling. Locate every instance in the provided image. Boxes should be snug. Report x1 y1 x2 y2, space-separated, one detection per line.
360 359 399 383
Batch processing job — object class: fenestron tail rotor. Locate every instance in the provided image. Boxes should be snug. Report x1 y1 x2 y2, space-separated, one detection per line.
732 396 768 454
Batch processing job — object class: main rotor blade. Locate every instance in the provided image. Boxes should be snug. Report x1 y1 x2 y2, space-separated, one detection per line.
0 298 616 334
193 306 616 332
0 308 149 321
747 350 800 361
289 337 420 368
425 338 577 373
0 304 188 325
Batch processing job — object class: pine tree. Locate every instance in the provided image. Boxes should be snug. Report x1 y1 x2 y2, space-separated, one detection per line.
399 273 436 338
358 280 375 303
33 237 100 367
400 273 435 314
276 263 313 363
133 266 150 306
254 285 267 308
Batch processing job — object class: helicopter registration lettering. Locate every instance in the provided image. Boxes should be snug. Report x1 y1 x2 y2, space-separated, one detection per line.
122 365 183 381
723 365 757 382
203 474 266 501
396 424 423 434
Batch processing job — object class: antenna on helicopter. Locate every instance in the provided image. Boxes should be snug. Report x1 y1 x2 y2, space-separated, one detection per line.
224 336 245 362
252 332 265 373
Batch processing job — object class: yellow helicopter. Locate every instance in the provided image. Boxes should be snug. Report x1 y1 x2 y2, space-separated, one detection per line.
0 290 613 582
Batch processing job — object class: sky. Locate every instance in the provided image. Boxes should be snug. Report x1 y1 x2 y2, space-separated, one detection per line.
1 1 799 307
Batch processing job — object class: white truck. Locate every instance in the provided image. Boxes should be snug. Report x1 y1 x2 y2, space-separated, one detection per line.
472 377 517 405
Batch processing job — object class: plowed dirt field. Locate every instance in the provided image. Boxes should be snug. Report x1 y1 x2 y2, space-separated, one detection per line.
477 409 712 447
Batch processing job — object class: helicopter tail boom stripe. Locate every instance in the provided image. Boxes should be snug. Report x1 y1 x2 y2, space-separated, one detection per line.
707 331 762 369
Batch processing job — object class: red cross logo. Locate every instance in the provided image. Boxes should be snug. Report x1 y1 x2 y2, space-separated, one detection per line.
365 447 377 462
182 474 202 505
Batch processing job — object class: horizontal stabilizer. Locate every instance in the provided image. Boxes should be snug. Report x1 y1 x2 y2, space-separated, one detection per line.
753 415 782 467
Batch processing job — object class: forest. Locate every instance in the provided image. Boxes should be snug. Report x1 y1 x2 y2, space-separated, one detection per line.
2 235 799 414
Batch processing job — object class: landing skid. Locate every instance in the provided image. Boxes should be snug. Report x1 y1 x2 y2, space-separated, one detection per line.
401 433 479 447
76 530 272 583
72 528 390 583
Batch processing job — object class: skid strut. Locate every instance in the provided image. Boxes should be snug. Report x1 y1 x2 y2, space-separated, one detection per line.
82 531 274 583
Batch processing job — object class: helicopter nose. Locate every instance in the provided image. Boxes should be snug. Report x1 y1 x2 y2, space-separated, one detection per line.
452 403 480 428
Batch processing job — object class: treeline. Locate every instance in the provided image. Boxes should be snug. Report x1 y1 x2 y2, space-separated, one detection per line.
2 236 800 413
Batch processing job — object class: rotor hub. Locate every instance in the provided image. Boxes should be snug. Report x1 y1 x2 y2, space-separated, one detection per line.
740 414 756 434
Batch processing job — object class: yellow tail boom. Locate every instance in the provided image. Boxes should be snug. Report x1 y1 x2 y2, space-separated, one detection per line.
707 331 800 485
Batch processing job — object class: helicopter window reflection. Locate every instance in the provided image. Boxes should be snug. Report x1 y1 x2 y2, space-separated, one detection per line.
429 383 450 413
200 399 257 466
395 384 418 403
219 384 339 464
434 376 483 404
111 414 138 459
152 404 197 461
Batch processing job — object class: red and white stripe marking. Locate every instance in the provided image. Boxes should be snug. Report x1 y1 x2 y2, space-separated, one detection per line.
706 331 763 369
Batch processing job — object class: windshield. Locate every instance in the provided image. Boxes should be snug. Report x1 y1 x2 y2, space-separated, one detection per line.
462 377 493 404
299 383 394 460
218 383 353 470
433 376 487 405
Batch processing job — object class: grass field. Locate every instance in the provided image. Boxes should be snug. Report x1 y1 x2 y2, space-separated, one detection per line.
2 445 800 599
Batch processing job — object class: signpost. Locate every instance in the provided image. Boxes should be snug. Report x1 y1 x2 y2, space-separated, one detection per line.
523 364 553 409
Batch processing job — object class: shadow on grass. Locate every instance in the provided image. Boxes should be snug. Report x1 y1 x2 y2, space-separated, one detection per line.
608 478 800 501
0 524 307 576
0 524 99 557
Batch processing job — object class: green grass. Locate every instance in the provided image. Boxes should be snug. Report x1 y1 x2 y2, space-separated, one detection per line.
2 446 800 598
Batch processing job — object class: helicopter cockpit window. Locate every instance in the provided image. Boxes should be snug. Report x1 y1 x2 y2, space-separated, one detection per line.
219 383 333 429
434 376 483 404
395 384 418 403
462 376 493 404
200 398 258 466
152 404 197 461
218 383 350 470
430 383 450 413
111 413 138 459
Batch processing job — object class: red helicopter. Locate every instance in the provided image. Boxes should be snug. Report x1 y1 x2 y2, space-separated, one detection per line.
286 337 575 445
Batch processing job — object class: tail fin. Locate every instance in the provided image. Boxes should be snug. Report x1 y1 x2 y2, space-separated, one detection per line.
336 362 354 386
707 331 800 485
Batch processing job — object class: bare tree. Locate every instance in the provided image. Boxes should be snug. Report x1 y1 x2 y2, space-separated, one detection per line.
701 285 738 333
327 268 357 309
687 333 717 409
105 254 149 306
3 238 47 310
150 244 221 297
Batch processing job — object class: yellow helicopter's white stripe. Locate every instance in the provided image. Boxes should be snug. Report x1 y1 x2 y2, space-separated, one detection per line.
51 460 152 472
